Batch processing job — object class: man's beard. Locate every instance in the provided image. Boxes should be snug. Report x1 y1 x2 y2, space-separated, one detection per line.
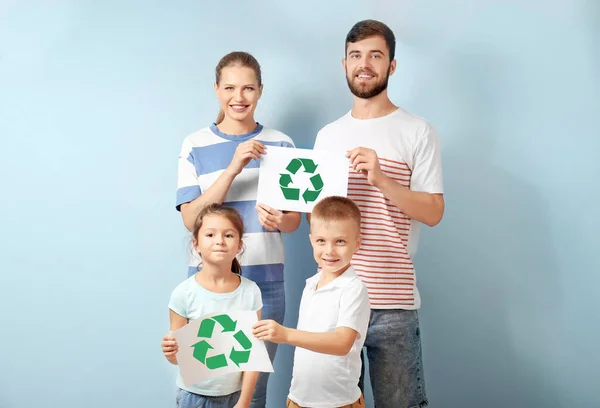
346 66 391 99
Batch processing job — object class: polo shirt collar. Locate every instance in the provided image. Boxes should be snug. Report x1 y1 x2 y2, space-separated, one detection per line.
306 266 358 292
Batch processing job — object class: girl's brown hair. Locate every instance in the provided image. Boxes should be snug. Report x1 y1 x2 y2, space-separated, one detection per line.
214 51 262 124
192 203 245 275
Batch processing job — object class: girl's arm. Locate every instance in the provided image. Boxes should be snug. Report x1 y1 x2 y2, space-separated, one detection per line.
235 310 262 408
161 309 188 365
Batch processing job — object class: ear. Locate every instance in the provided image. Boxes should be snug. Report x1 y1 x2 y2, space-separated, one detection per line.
213 82 219 92
258 83 263 98
388 59 397 76
341 58 346 72
237 239 243 253
355 236 362 254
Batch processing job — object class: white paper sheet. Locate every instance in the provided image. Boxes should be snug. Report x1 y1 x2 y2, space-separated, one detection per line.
256 146 348 213
172 311 273 386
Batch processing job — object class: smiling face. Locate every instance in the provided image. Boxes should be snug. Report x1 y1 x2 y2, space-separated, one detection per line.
309 217 361 275
193 214 243 268
214 65 262 123
344 35 396 99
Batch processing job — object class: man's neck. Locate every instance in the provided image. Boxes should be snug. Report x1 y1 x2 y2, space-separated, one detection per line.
351 90 397 120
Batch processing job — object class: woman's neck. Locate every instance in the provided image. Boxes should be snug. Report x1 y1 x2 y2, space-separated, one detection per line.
216 118 258 135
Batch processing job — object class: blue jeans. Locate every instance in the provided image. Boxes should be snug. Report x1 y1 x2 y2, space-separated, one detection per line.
250 281 285 408
359 309 428 408
176 389 241 408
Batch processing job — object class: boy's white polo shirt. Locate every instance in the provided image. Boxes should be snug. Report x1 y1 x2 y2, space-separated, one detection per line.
288 266 371 408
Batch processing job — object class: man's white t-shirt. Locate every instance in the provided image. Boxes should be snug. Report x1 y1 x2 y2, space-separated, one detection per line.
288 266 371 408
313 108 443 309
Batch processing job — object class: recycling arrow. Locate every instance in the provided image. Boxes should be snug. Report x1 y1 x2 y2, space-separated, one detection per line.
212 314 237 332
191 340 212 364
279 157 324 203
229 348 251 367
191 314 254 370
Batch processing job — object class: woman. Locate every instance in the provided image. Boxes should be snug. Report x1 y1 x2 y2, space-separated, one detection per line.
175 51 301 408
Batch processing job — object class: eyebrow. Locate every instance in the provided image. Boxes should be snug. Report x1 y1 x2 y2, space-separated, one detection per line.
222 83 256 87
348 49 385 55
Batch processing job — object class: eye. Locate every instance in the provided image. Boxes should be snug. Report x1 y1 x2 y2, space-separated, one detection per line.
244 86 255 91
206 233 214 237
225 233 235 238
224 86 234 91
316 239 325 243
372 54 381 59
336 239 346 244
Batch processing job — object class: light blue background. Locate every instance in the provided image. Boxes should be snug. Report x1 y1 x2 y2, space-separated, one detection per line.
1 1 599 407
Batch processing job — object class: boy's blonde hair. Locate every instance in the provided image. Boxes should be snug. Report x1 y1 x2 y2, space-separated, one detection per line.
311 196 361 231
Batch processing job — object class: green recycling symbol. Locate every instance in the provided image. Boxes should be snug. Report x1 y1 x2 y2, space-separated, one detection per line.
279 158 324 203
191 314 253 369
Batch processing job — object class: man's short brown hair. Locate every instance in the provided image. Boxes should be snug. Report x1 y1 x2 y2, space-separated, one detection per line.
345 19 396 61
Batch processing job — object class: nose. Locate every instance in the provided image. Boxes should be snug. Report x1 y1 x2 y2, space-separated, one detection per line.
325 243 335 255
234 88 244 101
216 234 226 245
358 55 372 69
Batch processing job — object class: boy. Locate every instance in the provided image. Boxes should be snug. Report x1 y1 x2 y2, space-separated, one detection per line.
253 196 370 408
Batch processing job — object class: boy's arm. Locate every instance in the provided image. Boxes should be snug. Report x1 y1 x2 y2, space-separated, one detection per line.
286 326 358 356
252 320 358 356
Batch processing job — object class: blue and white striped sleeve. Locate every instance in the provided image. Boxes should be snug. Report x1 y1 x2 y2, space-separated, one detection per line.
176 138 201 211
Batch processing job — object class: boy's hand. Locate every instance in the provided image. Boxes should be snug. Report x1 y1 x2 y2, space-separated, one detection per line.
255 203 283 231
252 319 289 344
161 333 179 357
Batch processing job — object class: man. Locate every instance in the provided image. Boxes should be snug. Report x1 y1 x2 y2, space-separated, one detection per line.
312 19 444 408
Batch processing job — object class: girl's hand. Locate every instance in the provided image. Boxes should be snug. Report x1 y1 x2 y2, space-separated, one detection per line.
252 319 289 344
161 333 178 358
255 203 283 231
227 140 266 176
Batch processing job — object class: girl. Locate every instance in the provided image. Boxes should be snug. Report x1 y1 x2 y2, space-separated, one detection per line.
161 204 262 408
175 51 301 407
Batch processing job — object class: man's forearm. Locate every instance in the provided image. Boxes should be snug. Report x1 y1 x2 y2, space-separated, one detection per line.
376 175 444 227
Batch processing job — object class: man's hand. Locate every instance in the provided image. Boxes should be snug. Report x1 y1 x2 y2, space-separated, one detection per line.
347 147 386 187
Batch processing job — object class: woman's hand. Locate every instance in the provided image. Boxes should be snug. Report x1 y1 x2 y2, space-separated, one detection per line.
227 140 266 176
255 203 284 231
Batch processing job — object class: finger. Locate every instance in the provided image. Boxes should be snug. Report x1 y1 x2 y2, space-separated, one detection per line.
252 145 265 156
255 206 269 217
241 152 260 161
256 203 271 213
350 153 370 167
346 148 362 159
253 327 268 336
351 156 369 170
355 163 371 173
252 140 266 152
